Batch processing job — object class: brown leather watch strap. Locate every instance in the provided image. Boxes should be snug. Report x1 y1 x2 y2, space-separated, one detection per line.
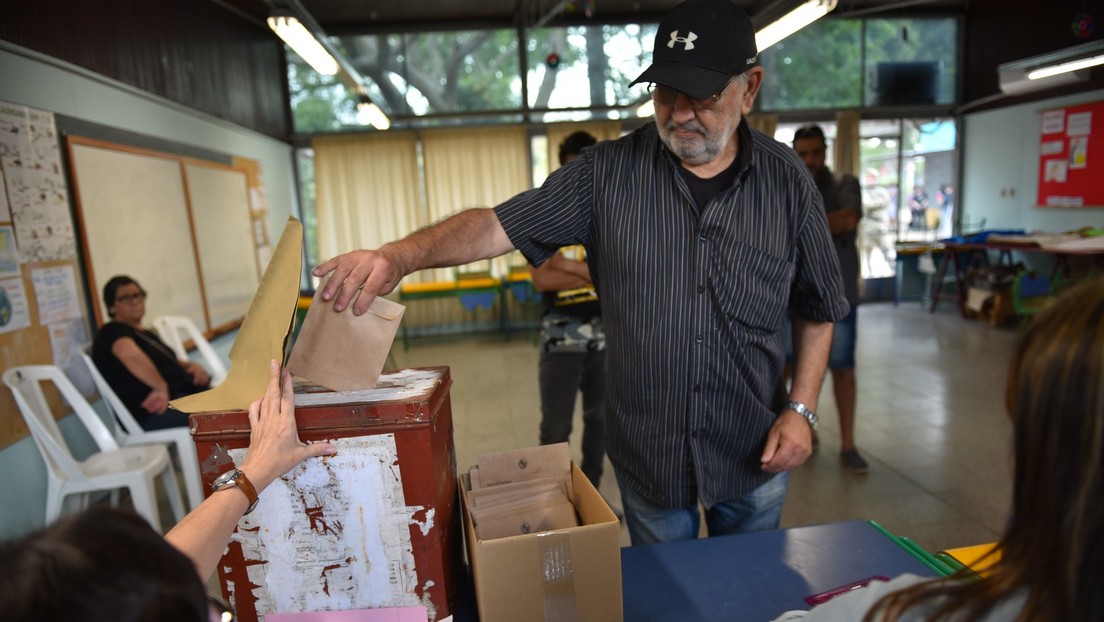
233 470 259 514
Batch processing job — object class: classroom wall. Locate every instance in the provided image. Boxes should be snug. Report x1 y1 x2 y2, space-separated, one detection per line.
0 43 297 539
961 89 1104 234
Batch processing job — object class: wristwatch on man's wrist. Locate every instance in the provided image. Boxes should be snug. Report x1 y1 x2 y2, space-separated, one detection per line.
211 467 259 514
785 400 819 430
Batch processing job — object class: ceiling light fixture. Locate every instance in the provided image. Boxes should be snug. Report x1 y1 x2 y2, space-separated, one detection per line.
754 0 839 51
999 40 1104 95
356 95 392 131
266 12 338 76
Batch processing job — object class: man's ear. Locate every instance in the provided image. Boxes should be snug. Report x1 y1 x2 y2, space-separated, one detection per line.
740 67 765 115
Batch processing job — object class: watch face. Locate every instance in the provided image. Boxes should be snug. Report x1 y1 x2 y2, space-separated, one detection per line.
212 468 239 489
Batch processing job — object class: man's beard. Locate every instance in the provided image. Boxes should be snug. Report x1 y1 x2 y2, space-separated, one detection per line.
658 118 732 167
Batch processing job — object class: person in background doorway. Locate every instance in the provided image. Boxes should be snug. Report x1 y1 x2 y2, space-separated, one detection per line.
0 361 337 622
791 124 867 473
529 131 608 489
313 0 848 546
92 275 210 430
907 185 929 231
772 277 1104 621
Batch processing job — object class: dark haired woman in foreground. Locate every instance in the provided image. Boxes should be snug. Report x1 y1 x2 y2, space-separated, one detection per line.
0 361 336 622
774 278 1104 621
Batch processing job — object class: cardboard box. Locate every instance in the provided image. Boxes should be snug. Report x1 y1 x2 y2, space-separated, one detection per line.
461 462 623 622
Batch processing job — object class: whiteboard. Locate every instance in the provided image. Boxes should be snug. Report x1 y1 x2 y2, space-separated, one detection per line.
184 163 259 328
70 143 206 328
68 138 259 333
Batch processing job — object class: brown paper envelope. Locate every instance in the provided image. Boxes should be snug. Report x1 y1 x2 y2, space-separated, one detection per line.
475 498 579 541
469 479 566 510
286 286 405 391
170 217 302 414
473 489 572 518
476 443 572 496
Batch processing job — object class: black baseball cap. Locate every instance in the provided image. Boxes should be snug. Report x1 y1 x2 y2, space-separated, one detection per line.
630 0 759 100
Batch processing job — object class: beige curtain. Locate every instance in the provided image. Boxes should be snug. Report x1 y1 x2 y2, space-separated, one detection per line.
545 121 622 172
834 110 861 176
745 113 778 136
312 132 421 266
420 126 531 281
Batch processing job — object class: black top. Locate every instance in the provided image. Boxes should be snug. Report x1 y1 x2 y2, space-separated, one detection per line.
496 121 848 508
91 321 205 422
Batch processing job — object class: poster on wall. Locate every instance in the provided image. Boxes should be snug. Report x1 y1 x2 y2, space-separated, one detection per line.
0 226 19 277
0 276 32 334
1036 100 1104 208
31 264 82 325
0 101 77 260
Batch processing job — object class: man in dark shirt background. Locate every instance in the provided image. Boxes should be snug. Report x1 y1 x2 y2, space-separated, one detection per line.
314 0 848 545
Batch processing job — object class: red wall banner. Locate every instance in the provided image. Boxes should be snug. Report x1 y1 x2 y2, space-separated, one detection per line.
1037 100 1104 209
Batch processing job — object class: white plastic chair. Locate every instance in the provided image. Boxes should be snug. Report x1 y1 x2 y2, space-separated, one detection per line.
79 352 204 510
151 315 228 386
3 365 185 530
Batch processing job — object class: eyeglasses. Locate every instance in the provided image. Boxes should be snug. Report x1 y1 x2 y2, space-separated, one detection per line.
115 291 146 304
648 76 737 111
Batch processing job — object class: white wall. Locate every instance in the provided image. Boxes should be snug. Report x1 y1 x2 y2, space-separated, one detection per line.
962 89 1104 233
0 43 297 539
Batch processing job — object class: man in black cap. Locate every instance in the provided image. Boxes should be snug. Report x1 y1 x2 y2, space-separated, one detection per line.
314 0 848 545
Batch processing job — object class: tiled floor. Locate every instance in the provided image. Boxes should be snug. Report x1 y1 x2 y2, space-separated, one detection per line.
391 300 1017 553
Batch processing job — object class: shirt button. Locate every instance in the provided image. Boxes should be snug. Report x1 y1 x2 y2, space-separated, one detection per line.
698 234 706 242
695 335 703 343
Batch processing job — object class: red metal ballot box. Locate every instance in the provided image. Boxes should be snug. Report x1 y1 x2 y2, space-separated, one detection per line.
190 367 460 622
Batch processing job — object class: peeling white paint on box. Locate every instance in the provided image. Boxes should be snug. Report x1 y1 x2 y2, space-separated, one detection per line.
228 434 434 617
409 507 435 537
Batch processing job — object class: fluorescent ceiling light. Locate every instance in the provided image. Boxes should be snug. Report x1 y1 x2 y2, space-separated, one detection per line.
1027 54 1104 80
267 14 338 76
357 98 392 131
755 0 838 51
999 40 1104 95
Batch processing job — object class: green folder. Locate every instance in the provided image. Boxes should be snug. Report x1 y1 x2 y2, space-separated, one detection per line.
869 520 956 577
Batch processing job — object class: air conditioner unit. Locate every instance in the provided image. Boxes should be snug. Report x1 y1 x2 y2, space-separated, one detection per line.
998 40 1104 95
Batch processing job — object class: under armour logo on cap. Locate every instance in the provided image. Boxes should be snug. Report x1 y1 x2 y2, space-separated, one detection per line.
668 30 698 50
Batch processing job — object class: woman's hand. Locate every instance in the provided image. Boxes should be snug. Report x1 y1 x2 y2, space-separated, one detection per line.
182 360 210 387
141 387 170 415
239 360 336 492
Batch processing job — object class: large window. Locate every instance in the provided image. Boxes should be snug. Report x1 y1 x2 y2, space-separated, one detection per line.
759 17 958 112
286 16 959 131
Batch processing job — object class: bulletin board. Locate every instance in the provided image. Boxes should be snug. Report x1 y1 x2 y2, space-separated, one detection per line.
1037 100 1104 208
0 102 92 450
67 136 261 332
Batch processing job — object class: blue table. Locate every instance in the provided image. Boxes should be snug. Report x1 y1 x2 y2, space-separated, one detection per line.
620 520 935 622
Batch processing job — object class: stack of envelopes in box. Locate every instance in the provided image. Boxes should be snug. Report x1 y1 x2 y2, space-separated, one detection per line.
466 443 578 540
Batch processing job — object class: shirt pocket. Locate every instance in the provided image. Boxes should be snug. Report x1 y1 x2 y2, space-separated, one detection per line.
712 242 793 334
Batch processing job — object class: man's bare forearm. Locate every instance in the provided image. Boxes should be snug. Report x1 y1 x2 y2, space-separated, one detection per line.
384 208 514 275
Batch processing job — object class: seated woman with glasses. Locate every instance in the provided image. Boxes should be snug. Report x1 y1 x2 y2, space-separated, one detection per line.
0 361 337 622
92 275 212 430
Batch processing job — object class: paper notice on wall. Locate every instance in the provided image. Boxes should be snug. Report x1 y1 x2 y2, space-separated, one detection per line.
227 434 437 620
31 264 82 325
1069 136 1088 169
0 276 31 334
1043 159 1068 183
0 101 76 262
1067 111 1092 137
1040 140 1063 156
1041 109 1064 134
